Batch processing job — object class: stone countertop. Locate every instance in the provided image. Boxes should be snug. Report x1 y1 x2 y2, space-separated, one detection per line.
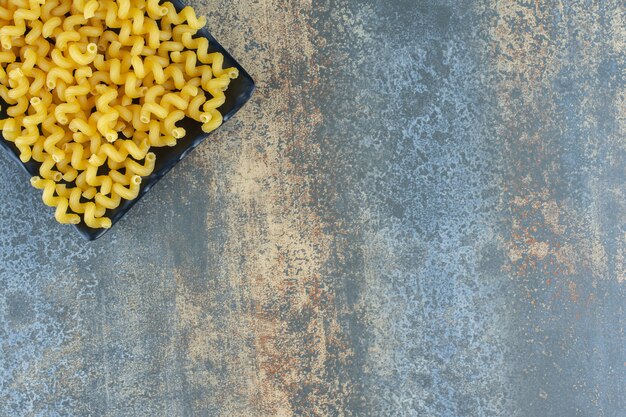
0 1 624 416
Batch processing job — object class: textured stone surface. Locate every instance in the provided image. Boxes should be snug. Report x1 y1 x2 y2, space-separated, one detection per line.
0 0 624 416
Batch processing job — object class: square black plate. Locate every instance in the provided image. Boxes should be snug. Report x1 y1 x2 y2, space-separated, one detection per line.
0 0 255 241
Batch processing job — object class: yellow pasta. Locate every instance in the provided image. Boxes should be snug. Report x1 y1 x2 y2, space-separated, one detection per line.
7 98 28 118
42 17 61 37
125 152 156 176
39 155 63 181
8 68 28 99
22 97 46 127
30 176 81 224
82 0 98 19
85 163 113 194
162 4 206 30
113 175 142 200
84 202 111 228
0 0 239 229
146 0 167 19
68 187 105 215
46 66 73 89
67 42 97 65
28 68 47 94
41 113 67 162
163 110 185 138
15 126 39 162
57 158 79 181
56 30 81 50
87 139 150 166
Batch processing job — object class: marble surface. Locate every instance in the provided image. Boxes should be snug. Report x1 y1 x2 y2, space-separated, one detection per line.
0 0 624 416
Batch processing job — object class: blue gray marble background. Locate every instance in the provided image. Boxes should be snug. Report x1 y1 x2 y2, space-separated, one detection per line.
1 1 624 416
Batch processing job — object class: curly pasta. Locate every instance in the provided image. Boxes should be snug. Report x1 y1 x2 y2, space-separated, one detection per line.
0 0 239 229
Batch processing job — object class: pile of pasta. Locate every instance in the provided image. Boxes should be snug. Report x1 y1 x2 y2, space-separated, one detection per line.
0 0 238 228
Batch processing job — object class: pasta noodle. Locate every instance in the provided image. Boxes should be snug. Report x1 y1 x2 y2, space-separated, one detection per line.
0 0 239 229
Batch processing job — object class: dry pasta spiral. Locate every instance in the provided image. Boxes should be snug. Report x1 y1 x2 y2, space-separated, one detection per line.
0 0 239 229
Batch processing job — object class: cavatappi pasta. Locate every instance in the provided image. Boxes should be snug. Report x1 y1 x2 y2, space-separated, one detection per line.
0 0 238 229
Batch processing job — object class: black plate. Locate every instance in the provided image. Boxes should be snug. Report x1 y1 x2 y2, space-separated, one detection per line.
0 0 255 241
